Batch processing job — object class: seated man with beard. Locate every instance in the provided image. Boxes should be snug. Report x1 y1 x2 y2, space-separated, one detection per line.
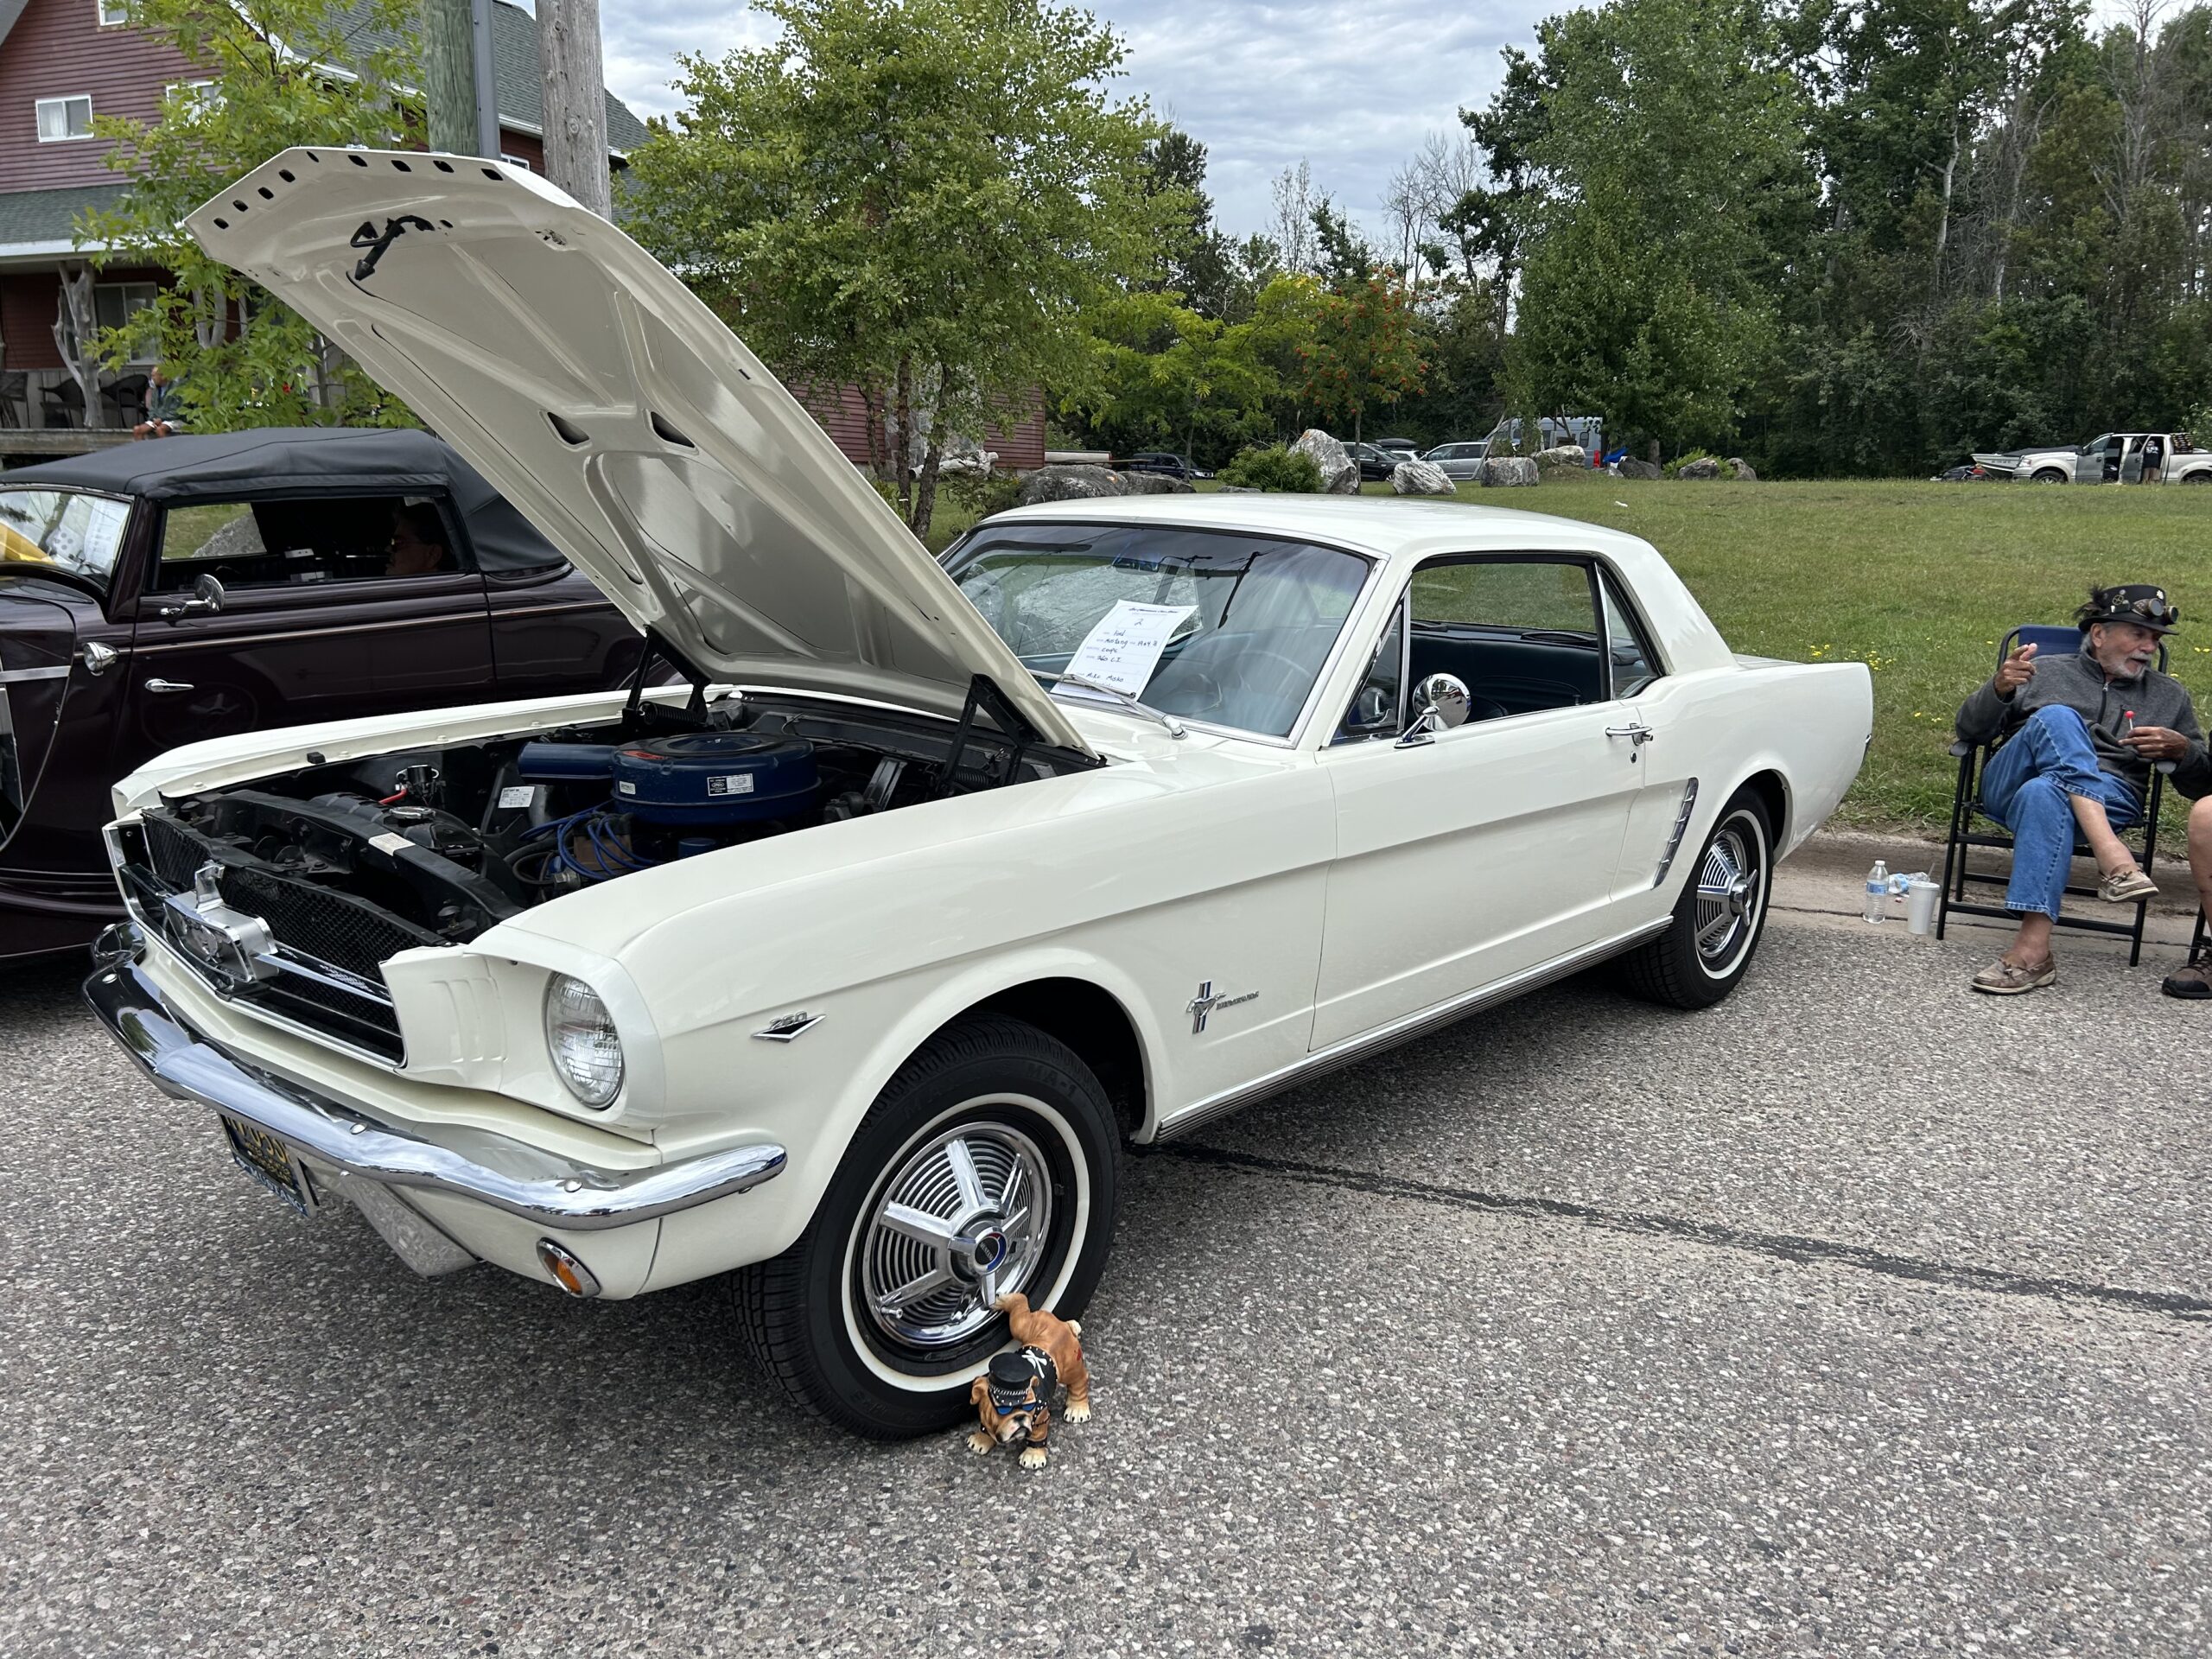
1955 584 2210 995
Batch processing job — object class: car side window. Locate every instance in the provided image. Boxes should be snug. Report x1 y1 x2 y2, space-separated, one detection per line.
1406 557 1605 719
156 495 467 592
1599 569 1662 696
1334 594 1406 742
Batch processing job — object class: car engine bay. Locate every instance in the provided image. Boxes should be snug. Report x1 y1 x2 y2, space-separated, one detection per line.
122 687 1097 957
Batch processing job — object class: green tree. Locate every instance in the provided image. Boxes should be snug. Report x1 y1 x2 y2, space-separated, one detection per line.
76 0 422 429
625 0 1173 536
1498 0 1815 453
1062 289 1277 462
1299 273 1425 445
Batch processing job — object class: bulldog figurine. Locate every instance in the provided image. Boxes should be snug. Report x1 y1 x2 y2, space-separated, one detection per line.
966 1292 1090 1469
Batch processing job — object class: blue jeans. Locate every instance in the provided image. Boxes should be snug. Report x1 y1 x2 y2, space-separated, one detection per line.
1980 706 2142 919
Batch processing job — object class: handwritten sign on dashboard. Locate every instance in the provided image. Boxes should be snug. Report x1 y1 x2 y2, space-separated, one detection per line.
1064 600 1195 696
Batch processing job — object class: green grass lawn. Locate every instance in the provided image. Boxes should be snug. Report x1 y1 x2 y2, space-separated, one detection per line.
929 470 2212 834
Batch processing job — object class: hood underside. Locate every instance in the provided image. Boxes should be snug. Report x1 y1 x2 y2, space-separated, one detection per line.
184 148 1088 756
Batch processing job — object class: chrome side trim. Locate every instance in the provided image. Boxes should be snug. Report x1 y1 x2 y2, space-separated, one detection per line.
132 609 489 655
0 664 70 684
1653 779 1700 888
1154 917 1675 1142
84 946 787 1230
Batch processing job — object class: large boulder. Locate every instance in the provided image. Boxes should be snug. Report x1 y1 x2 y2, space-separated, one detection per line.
1014 465 1129 505
1479 456 1540 488
1390 458 1457 496
1675 456 1721 480
1532 444 1589 474
1121 471 1195 494
1292 429 1358 494
1727 456 1758 480
1614 457 1663 481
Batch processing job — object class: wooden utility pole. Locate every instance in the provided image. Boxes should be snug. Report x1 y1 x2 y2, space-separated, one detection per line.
539 0 612 217
425 0 499 157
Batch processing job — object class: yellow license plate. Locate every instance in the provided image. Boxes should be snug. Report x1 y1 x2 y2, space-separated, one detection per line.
218 1114 311 1215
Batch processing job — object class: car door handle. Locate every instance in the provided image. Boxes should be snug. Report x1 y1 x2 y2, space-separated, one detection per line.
144 678 196 695
1605 722 1655 746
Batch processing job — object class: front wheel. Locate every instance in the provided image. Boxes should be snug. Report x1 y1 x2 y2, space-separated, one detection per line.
1615 789 1773 1009
735 1015 1122 1437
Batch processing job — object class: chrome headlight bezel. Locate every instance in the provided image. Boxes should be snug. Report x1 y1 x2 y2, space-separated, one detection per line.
543 973 624 1109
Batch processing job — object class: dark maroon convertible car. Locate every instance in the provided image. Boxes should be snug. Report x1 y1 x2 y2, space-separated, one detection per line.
0 427 645 961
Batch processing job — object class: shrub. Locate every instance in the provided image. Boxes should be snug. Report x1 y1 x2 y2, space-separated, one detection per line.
938 470 1023 518
1663 448 1719 478
1217 444 1323 492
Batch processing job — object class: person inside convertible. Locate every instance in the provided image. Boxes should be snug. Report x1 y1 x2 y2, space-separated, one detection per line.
384 501 452 577
1955 583 2211 995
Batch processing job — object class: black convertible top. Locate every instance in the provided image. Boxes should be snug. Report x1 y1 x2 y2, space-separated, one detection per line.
1 427 563 572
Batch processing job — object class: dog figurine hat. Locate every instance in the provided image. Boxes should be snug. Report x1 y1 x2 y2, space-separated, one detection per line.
967 1292 1090 1469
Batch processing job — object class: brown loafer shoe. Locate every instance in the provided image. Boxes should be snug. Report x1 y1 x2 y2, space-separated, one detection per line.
2100 866 2158 903
2162 949 2212 1000
1971 955 2057 995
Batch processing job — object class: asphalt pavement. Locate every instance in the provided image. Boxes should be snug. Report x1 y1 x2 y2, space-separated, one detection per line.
3 862 2208 1657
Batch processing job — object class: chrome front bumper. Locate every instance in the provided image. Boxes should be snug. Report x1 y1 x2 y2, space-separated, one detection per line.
84 925 787 1232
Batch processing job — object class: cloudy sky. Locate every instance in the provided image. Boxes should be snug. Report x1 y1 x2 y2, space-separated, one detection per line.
593 1 1560 242
588 0 2150 245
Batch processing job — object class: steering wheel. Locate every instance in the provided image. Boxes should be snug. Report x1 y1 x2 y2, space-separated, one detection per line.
1226 648 1312 704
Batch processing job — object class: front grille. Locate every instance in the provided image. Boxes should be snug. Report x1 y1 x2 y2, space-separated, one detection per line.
125 815 430 1063
217 862 438 982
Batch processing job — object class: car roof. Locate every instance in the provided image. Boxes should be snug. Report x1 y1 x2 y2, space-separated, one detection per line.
981 492 1656 571
0 426 564 570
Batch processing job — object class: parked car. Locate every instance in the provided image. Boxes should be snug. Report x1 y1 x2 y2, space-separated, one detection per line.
1370 437 1419 455
84 149 1873 1440
1344 442 1401 481
0 427 647 962
1113 451 1212 481
1421 439 1492 481
1971 431 2212 484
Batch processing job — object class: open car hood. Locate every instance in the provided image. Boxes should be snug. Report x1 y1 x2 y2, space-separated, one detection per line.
184 149 1089 756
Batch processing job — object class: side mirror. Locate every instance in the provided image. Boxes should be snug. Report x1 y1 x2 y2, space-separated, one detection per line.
1396 672 1471 747
159 571 226 621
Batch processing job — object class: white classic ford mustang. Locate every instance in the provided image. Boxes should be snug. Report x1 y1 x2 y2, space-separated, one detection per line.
86 151 1872 1437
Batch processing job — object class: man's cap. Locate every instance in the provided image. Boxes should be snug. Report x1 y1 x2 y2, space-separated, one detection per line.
2076 583 2180 634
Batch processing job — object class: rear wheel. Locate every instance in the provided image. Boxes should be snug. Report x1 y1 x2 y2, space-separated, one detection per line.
735 1015 1122 1438
1616 789 1773 1009
2031 468 2069 484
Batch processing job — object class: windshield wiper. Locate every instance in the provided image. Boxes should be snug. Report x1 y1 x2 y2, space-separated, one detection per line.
1032 671 1187 739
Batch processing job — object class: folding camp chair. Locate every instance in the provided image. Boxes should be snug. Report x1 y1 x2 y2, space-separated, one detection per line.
1937 624 2171 966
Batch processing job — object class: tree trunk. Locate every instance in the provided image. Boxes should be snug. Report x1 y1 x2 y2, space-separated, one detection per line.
52 263 100 418
1933 118 1961 290
910 392 950 539
538 0 612 218
893 353 915 524
859 382 887 480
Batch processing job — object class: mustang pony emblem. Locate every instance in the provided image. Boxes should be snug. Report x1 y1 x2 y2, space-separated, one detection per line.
1187 980 1258 1034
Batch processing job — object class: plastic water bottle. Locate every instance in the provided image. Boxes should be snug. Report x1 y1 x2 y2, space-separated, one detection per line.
1862 859 1889 924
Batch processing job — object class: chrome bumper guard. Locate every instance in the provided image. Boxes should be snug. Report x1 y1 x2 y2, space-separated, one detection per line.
84 924 787 1230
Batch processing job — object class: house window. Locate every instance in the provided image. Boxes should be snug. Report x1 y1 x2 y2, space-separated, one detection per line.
35 96 94 142
499 153 531 170
97 1 128 23
165 81 219 112
94 283 159 360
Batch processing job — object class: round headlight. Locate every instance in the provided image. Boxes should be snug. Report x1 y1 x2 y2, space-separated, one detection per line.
543 974 623 1108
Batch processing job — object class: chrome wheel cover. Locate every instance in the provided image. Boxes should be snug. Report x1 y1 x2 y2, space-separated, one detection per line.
856 1117 1054 1351
1693 814 1764 973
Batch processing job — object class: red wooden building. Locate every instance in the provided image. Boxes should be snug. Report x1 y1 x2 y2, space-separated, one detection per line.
0 0 645 433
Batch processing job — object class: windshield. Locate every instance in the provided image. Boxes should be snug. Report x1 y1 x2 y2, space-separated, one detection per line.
944 523 1372 738
0 489 131 590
